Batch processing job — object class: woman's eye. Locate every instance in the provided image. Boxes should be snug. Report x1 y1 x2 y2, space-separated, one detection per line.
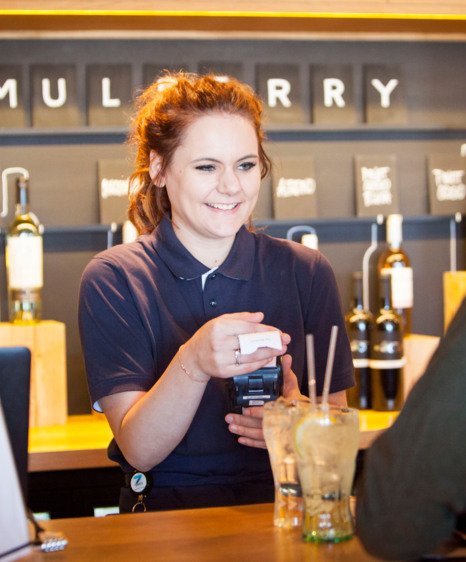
195 164 216 172
239 161 257 171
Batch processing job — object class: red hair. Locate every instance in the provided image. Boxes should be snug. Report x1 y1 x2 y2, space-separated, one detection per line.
128 72 271 234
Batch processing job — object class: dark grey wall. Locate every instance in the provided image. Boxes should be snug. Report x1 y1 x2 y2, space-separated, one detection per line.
0 39 465 414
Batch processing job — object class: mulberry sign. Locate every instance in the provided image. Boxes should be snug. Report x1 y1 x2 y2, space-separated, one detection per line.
0 63 405 129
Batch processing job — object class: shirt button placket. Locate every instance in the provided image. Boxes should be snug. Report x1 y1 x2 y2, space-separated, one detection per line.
204 275 219 317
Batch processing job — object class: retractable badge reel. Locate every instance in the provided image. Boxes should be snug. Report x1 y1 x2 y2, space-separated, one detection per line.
129 471 153 512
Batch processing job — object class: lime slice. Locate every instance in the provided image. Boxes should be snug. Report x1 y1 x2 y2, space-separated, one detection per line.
293 411 337 458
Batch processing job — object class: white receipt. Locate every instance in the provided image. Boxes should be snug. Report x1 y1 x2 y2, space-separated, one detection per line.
238 330 282 355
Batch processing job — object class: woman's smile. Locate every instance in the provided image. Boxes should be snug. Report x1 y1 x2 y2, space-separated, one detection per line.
205 202 241 212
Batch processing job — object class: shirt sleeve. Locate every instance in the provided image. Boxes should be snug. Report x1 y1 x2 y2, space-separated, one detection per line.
303 251 354 396
356 299 466 560
78 255 156 408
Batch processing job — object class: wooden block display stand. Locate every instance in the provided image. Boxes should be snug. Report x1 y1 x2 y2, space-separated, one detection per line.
403 334 440 398
443 271 466 333
0 321 67 428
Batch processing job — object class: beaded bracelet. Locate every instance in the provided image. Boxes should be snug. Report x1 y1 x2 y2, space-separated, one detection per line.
178 345 209 383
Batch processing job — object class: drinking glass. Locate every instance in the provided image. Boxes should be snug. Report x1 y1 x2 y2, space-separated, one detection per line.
263 398 310 528
294 405 359 543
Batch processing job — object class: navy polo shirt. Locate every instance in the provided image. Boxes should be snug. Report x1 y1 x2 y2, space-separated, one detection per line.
79 216 354 487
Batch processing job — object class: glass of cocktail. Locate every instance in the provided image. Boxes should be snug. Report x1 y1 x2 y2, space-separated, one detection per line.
294 405 360 543
263 397 310 528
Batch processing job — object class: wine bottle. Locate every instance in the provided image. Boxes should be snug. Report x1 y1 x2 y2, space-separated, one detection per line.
377 214 413 335
6 175 43 323
122 219 138 244
370 273 405 411
345 272 373 410
301 233 318 250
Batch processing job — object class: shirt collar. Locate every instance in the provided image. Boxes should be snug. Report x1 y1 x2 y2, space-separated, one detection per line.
151 215 255 281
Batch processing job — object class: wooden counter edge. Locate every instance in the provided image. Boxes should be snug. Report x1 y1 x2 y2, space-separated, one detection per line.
28 448 118 472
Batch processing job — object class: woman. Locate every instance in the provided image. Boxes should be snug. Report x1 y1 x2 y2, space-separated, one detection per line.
79 72 354 513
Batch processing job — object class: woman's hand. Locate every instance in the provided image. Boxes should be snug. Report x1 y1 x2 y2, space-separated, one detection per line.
281 354 304 401
225 354 306 449
182 311 290 381
225 406 266 448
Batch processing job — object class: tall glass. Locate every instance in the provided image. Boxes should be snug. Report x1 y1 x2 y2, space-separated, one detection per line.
294 406 359 543
263 398 310 528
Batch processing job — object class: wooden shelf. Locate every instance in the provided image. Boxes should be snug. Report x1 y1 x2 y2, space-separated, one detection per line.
0 215 460 242
1 125 465 150
1 1 465 40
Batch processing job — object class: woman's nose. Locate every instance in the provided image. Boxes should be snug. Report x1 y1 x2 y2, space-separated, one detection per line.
217 168 241 195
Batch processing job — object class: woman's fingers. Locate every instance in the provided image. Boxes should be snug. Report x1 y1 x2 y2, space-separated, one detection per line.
187 312 291 379
228 347 285 372
237 436 267 449
225 408 267 449
282 354 304 400
214 312 290 344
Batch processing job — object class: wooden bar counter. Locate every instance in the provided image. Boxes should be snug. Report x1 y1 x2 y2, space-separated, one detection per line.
26 411 397 518
22 503 384 561
28 410 397 472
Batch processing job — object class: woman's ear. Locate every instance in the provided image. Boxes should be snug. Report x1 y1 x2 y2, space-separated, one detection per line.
149 151 165 186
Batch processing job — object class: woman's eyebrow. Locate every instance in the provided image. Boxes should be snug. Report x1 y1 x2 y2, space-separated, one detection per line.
191 154 258 164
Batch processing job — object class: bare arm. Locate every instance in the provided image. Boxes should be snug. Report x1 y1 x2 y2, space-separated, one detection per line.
99 312 290 471
100 352 207 472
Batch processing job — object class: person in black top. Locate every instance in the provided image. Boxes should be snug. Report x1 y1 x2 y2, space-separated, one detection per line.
79 72 354 512
357 298 466 560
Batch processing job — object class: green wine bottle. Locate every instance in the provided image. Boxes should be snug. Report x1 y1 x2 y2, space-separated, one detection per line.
6 175 43 323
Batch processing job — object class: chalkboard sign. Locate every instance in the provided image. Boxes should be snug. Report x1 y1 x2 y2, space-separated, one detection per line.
254 176 273 221
31 64 82 128
98 159 132 224
143 63 189 87
364 65 407 125
272 154 317 220
355 154 400 217
427 154 466 215
87 65 133 127
256 63 305 125
0 65 26 128
198 61 244 81
311 64 357 125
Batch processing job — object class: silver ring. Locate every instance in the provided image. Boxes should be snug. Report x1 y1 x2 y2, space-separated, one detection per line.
234 349 241 366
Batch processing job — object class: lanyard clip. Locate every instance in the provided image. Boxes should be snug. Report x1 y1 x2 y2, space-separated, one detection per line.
129 471 153 513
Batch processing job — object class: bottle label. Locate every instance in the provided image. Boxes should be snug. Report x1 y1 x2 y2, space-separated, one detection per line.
371 330 404 361
353 357 370 368
382 267 413 309
7 236 43 289
369 357 406 369
350 337 370 361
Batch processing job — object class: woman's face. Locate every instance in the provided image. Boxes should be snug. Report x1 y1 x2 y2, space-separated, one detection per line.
152 112 261 251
